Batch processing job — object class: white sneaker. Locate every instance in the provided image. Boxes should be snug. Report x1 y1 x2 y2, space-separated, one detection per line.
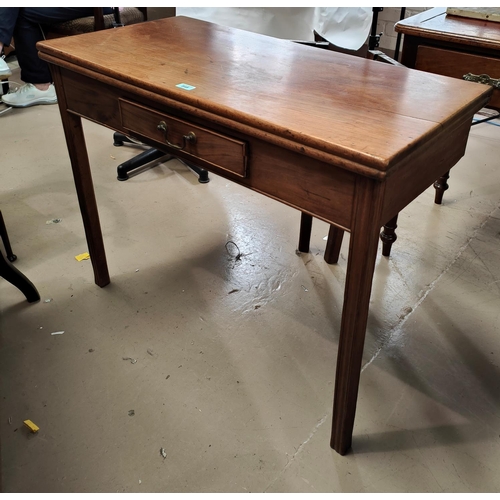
1 83 57 107
0 57 12 78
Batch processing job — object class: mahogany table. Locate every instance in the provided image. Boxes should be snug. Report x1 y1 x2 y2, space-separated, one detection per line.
37 16 491 455
396 7 500 110
395 8 500 205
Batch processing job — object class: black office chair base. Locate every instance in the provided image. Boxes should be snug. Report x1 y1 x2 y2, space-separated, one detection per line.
113 132 210 183
116 147 168 181
113 132 137 147
186 162 210 183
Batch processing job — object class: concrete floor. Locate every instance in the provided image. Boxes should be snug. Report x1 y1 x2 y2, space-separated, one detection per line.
1 59 500 493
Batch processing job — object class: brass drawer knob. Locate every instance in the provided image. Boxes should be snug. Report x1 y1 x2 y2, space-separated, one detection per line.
463 73 500 89
157 121 197 150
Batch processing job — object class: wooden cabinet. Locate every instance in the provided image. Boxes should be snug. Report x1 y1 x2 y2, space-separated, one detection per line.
396 7 500 110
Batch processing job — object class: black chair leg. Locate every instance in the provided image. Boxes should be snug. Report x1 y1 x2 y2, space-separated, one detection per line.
182 159 210 183
113 131 137 147
0 249 40 303
1 78 9 95
0 210 40 302
116 148 169 181
0 210 16 262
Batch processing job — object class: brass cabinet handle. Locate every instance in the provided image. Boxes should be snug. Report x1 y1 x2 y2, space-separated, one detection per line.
463 73 500 89
157 121 197 150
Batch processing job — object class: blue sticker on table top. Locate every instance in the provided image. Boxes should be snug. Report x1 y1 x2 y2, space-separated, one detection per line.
176 83 196 91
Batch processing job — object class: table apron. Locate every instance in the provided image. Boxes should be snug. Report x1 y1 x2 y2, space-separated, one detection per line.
58 68 357 231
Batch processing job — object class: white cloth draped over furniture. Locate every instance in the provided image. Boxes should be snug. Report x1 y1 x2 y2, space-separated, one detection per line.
176 7 372 51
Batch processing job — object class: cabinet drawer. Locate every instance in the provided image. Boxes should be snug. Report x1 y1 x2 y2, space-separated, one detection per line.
415 46 500 108
119 99 248 177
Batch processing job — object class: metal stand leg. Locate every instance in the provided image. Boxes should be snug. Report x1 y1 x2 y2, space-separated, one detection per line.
116 148 169 181
113 132 210 183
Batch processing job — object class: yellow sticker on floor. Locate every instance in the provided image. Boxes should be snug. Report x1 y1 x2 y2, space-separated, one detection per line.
75 252 90 261
24 419 40 433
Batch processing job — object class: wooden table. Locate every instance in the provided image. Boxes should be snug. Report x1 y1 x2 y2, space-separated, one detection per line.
395 7 500 110
395 7 500 204
37 16 491 455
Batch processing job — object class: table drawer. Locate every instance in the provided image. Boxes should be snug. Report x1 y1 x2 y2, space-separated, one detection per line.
119 99 248 177
415 46 500 109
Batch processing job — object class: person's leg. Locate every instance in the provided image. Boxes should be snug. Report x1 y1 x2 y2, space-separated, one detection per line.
0 8 19 77
14 8 100 85
2 8 112 107
12 14 51 85
0 8 20 50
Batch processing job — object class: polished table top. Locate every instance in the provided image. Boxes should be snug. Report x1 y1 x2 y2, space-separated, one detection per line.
37 16 492 456
38 16 490 180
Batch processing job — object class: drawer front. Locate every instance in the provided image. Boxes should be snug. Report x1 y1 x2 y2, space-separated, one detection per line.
119 99 248 177
415 46 500 109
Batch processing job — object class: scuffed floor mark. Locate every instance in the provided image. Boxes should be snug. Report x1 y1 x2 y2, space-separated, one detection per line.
239 266 301 314
263 414 329 492
362 203 500 374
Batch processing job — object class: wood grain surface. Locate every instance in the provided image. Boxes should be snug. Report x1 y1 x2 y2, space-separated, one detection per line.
38 16 490 175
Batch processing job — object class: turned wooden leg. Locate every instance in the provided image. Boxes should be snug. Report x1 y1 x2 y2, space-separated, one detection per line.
324 225 344 264
379 214 398 257
298 212 313 253
433 170 450 205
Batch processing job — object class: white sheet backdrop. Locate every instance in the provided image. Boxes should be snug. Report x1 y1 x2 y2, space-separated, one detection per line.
175 7 373 51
